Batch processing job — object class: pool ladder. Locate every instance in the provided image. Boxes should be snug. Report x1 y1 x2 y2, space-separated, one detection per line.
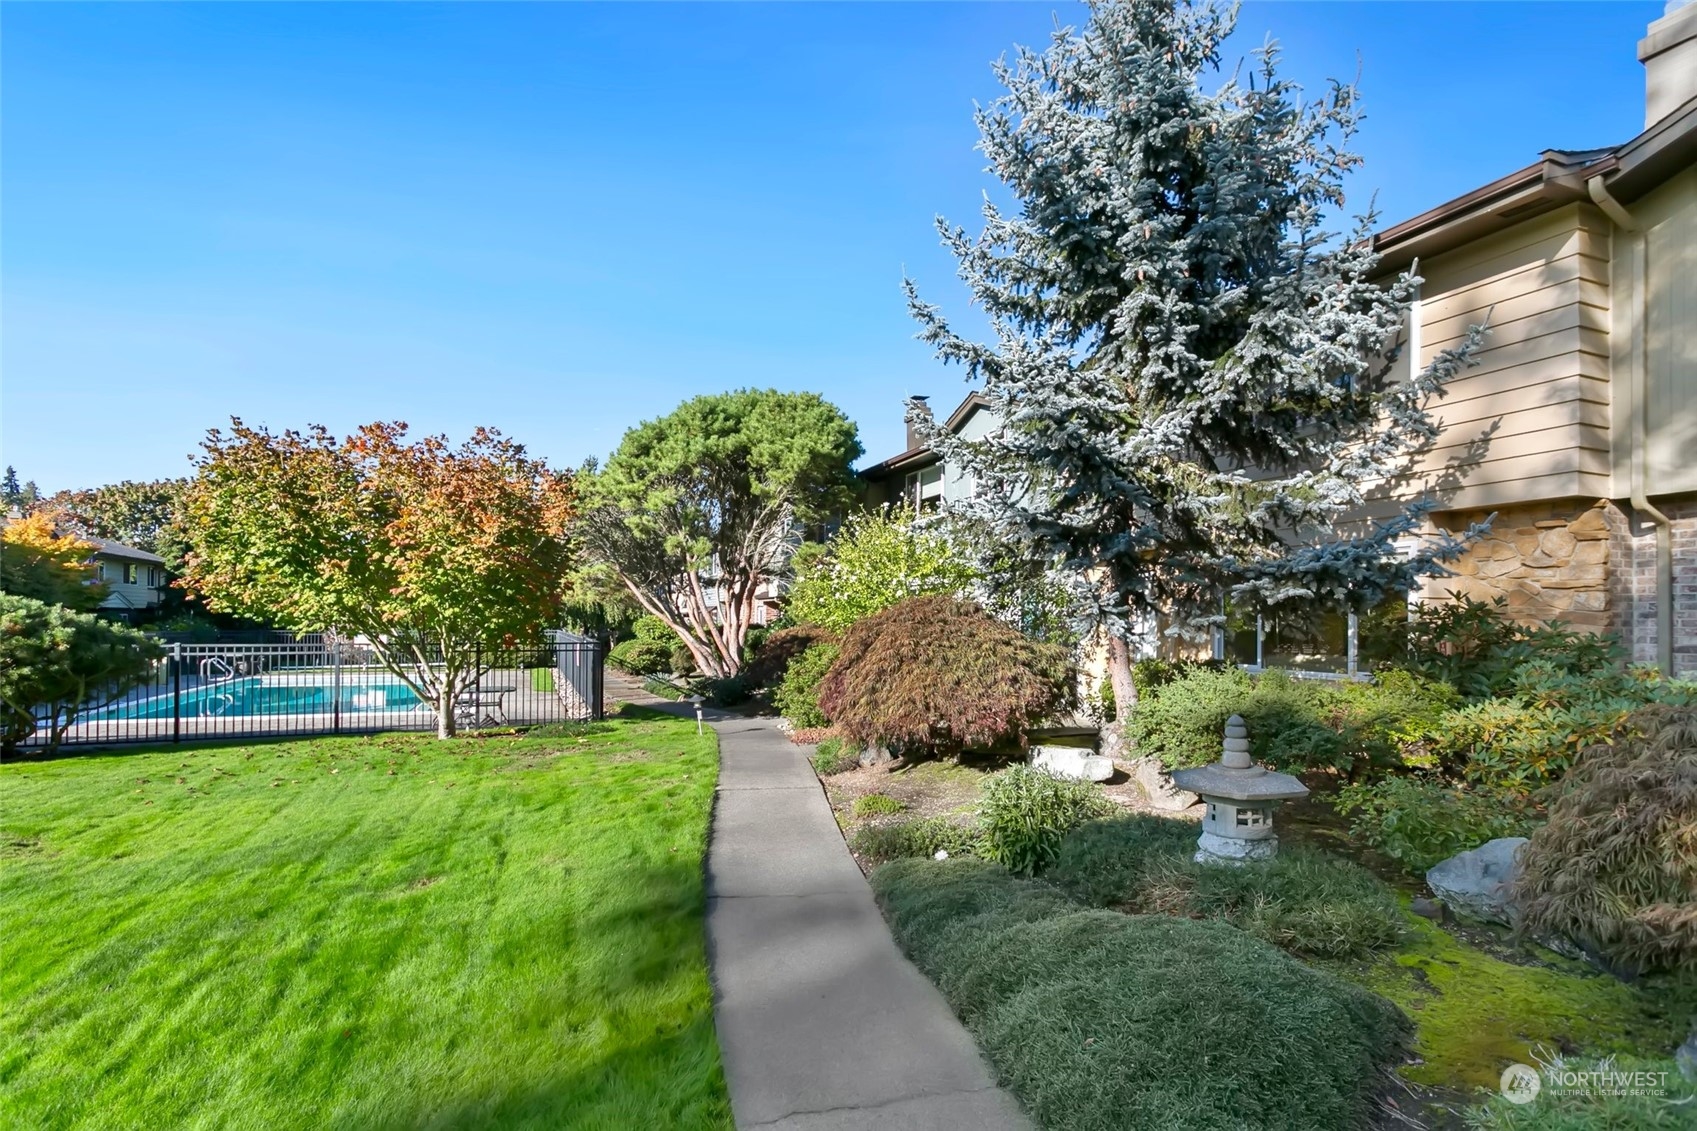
200 656 236 683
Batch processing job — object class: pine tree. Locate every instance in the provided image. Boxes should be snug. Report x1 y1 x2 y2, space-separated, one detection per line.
907 0 1483 741
2 467 21 509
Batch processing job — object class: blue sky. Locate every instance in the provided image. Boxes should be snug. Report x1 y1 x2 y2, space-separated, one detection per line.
1 1 1664 492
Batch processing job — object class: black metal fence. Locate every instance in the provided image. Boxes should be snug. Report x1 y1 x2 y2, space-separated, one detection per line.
31 631 605 749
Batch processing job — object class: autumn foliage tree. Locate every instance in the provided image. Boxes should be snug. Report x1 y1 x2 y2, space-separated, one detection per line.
1 514 108 612
180 420 575 737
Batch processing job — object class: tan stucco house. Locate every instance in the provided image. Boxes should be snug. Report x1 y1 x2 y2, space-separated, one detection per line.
862 4 1697 677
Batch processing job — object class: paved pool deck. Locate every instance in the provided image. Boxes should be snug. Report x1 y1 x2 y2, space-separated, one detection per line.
607 676 1029 1130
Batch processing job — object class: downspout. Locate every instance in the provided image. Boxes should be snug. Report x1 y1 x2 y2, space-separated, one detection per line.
1589 174 1674 674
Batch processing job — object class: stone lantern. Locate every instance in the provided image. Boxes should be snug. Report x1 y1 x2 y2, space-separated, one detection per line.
1169 714 1308 865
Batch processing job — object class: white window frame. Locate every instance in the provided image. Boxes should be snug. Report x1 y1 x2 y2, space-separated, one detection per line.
902 465 945 511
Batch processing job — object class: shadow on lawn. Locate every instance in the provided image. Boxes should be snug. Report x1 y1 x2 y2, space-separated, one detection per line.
349 857 731 1130
0 731 322 765
352 1023 732 1130
1 707 694 765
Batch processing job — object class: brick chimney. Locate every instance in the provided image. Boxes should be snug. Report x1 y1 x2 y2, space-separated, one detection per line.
1640 0 1697 128
906 395 933 450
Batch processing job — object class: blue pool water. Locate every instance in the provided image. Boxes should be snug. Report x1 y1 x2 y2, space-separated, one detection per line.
91 678 423 721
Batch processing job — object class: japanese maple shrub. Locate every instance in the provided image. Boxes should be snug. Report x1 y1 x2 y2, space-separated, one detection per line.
816 595 1073 758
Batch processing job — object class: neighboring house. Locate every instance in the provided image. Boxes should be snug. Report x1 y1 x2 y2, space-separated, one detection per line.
699 571 786 627
88 538 168 620
860 392 993 512
859 4 1697 676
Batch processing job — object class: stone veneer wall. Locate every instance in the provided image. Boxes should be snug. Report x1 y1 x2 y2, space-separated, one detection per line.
1425 500 1614 632
1608 493 1697 678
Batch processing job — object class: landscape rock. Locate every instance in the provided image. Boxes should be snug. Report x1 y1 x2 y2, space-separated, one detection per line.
858 745 895 768
1410 896 1446 922
1425 837 1529 925
1030 746 1114 783
1128 755 1200 811
1677 1025 1696 1082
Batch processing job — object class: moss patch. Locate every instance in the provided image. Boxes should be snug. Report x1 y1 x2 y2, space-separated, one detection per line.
1333 910 1689 1090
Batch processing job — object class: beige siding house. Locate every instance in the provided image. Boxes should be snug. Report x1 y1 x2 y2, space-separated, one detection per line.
89 538 168 620
1378 2 1697 675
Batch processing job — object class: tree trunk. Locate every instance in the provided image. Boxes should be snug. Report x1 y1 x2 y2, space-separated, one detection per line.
438 681 456 739
1102 634 1138 759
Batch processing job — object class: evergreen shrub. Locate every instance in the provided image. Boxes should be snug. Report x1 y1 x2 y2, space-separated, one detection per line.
872 858 1411 1131
700 674 753 707
1332 777 1534 873
1126 665 1454 777
852 793 905 818
1512 704 1697 973
773 642 838 728
606 616 676 676
1395 594 1622 700
741 624 837 689
1049 816 1405 957
977 765 1113 874
1433 662 1696 798
850 817 981 863
785 509 978 632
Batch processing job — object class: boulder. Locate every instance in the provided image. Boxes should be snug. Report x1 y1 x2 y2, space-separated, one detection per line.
858 745 895 768
1129 755 1200 811
1030 746 1114 783
1410 896 1446 922
1677 1024 1696 1082
1425 837 1529 925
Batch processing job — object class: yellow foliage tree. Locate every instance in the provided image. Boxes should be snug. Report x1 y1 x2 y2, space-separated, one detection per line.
0 515 108 611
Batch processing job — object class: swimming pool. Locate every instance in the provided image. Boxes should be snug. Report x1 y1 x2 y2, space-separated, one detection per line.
90 677 424 721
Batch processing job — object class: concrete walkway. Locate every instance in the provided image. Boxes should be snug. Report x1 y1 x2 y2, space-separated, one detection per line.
697 712 1029 1130
600 674 1026 1127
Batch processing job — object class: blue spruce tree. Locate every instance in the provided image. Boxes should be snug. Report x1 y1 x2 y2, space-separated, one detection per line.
908 0 1484 741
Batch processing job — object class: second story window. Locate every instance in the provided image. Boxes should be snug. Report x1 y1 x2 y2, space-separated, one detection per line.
123 563 139 584
904 465 945 512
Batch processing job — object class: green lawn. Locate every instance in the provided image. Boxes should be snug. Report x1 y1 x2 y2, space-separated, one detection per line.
0 710 732 1130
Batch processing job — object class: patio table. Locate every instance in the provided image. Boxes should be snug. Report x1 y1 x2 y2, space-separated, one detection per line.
454 685 515 728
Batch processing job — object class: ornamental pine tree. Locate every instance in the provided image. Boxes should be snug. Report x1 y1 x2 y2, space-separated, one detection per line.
908 0 1483 742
